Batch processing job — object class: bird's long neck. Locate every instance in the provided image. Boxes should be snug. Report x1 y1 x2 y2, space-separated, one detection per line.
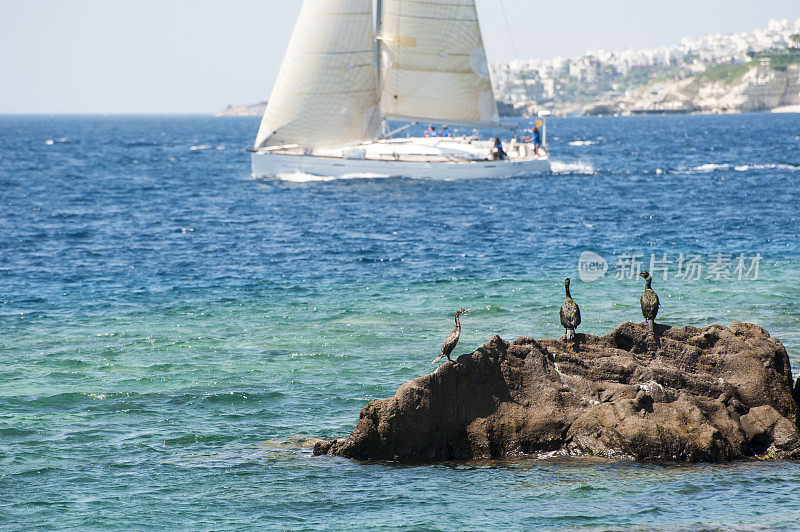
454 313 461 329
645 277 652 290
565 285 572 299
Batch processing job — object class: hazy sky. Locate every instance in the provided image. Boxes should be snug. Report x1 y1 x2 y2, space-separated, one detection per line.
1 0 798 114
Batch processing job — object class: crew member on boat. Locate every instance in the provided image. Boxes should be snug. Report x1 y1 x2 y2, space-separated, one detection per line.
532 126 542 155
524 127 542 155
442 126 452 137
491 137 507 160
424 126 438 138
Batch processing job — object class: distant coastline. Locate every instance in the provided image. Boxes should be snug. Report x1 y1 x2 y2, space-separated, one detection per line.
219 58 800 119
218 23 800 120
496 53 800 117
216 83 800 120
581 60 800 116
493 18 800 117
215 102 266 117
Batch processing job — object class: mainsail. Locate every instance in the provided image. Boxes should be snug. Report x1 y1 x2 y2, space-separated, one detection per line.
377 0 499 126
253 0 380 149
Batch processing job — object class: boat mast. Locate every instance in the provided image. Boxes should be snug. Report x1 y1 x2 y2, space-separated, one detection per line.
375 0 383 84
375 0 387 137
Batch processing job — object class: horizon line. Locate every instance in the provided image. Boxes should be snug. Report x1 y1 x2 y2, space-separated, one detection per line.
0 112 245 117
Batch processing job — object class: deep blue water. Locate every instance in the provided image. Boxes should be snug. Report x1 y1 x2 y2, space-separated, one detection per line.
1 113 799 530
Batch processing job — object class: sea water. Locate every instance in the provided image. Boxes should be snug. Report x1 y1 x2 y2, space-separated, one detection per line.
1 113 799 530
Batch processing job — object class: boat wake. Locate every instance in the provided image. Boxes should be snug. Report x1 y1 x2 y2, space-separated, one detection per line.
274 171 387 182
550 160 595 175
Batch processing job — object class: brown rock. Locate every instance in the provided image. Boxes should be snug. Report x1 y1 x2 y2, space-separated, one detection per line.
313 322 800 462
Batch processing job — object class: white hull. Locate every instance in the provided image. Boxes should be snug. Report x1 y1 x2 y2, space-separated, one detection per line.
250 138 551 180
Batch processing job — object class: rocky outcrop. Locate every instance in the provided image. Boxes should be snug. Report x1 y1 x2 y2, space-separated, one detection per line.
694 64 800 112
314 322 800 462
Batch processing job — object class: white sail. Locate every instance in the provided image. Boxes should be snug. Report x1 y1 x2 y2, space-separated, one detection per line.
378 0 499 126
254 0 380 149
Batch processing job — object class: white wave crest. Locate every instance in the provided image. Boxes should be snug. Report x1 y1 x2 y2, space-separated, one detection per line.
568 140 597 146
189 144 213 151
687 163 731 173
734 163 800 172
550 161 595 175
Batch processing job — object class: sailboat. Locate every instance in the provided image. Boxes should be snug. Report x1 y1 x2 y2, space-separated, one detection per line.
251 0 551 180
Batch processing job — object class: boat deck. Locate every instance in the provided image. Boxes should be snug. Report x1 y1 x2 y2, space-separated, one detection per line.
258 137 548 165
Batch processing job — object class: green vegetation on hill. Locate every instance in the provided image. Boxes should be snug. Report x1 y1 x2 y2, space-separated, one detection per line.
695 63 751 84
686 49 800 86
750 50 800 70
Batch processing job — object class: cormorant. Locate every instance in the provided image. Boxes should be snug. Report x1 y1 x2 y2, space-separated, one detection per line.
560 278 581 342
639 271 660 335
432 308 472 364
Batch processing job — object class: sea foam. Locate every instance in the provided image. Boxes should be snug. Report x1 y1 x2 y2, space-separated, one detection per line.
568 140 598 146
550 160 595 175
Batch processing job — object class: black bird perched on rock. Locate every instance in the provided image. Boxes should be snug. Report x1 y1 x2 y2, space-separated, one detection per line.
432 308 472 363
639 271 660 335
560 278 581 342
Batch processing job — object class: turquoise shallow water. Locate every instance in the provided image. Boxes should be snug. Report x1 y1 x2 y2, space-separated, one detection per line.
1 114 799 529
